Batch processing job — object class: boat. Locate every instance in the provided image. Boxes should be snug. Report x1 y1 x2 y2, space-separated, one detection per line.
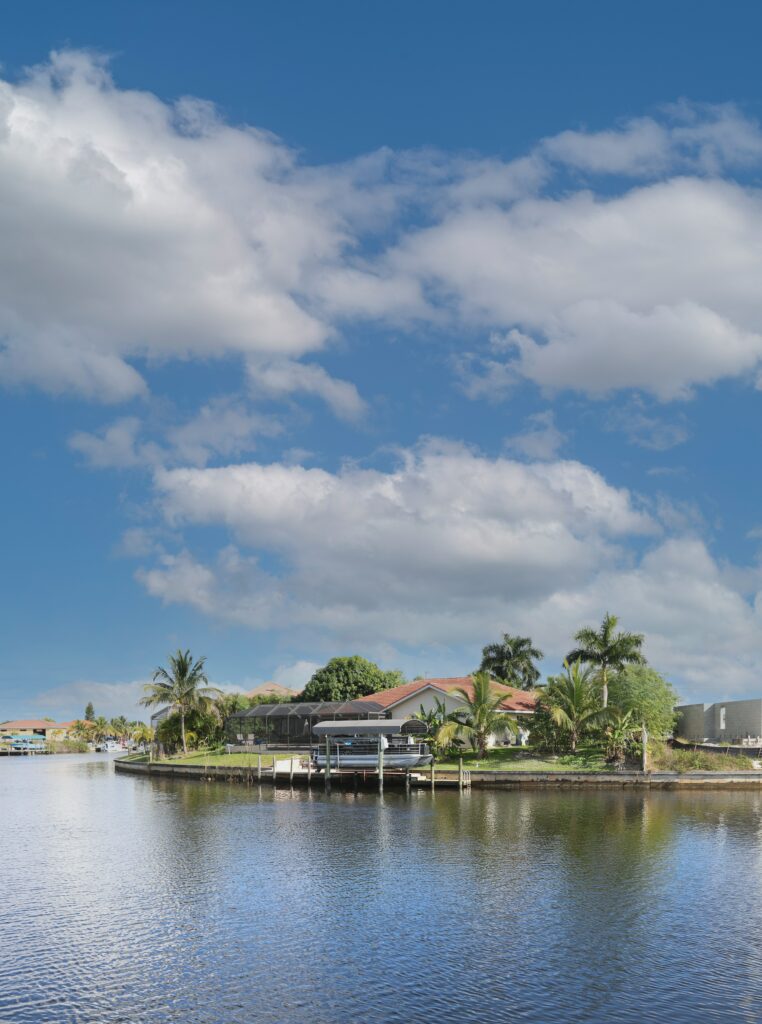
311 719 432 770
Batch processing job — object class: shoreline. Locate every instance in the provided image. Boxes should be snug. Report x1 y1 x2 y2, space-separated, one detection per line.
114 757 762 790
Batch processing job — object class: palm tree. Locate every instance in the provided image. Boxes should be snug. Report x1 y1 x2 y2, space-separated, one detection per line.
411 697 463 756
544 661 603 753
566 612 645 708
438 671 517 758
479 634 544 690
139 649 222 754
132 723 155 748
110 716 130 742
91 716 111 743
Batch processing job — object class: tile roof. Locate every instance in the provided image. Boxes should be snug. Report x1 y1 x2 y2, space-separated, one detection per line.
356 676 537 713
0 719 77 730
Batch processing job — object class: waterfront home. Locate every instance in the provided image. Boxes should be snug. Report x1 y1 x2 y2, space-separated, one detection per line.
677 699 762 744
0 719 77 741
245 682 297 700
356 676 537 734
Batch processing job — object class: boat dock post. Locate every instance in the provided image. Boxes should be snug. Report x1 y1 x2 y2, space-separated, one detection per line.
377 736 384 793
458 757 464 790
430 760 435 790
257 754 262 781
325 736 331 791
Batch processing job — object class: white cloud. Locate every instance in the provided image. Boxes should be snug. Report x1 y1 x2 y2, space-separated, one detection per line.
129 441 762 699
247 360 366 421
141 439 654 637
33 678 151 721
69 397 281 469
271 660 321 691
5 55 762 411
505 410 566 460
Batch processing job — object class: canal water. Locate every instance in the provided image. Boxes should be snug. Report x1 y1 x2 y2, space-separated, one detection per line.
1 754 762 1024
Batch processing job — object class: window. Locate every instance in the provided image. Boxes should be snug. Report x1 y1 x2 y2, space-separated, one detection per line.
720 706 726 731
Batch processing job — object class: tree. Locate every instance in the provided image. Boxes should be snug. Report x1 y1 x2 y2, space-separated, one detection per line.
110 716 130 741
601 708 638 764
437 671 517 758
479 634 544 690
301 656 404 702
84 702 95 721
542 661 603 753
411 697 463 756
607 665 678 738
566 612 646 708
91 716 111 743
132 723 155 747
139 649 222 754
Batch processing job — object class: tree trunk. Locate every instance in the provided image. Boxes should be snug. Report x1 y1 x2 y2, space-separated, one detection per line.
181 711 187 754
601 667 608 709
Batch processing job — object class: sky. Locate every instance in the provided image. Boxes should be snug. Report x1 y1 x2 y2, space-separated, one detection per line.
4 1 762 720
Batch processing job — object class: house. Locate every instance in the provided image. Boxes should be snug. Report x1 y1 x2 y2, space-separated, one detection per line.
245 682 298 701
676 700 762 743
0 719 77 741
150 706 174 730
356 675 537 743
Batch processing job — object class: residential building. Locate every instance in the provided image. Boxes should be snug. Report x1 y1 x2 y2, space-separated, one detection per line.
676 699 762 743
0 719 77 740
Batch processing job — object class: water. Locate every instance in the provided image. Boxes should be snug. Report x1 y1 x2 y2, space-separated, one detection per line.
2 755 762 1024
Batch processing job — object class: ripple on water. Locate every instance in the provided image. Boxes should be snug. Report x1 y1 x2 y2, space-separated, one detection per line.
2 756 762 1023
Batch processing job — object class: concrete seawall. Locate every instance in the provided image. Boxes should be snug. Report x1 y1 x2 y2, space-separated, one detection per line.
114 758 762 790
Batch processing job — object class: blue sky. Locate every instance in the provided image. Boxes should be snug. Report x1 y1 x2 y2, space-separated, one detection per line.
4 1 762 720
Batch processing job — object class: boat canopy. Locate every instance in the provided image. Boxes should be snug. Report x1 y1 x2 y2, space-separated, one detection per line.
313 719 412 736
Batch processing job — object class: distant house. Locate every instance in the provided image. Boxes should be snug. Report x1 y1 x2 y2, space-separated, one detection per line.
356 675 537 736
0 719 77 740
245 682 298 701
150 706 174 730
677 700 762 743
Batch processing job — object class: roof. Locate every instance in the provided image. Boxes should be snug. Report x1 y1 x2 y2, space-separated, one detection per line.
0 719 77 730
356 676 538 714
245 682 298 699
230 699 387 719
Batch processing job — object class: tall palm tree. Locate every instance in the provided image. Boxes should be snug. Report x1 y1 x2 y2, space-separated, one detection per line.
479 634 544 690
544 661 603 753
566 612 645 708
139 650 222 754
438 672 517 758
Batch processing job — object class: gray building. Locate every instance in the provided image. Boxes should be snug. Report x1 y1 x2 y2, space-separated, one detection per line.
676 699 762 743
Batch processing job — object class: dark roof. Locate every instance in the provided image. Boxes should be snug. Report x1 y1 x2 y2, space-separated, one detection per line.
229 699 386 720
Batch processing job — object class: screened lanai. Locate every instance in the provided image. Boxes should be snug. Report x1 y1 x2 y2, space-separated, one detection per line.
225 700 388 749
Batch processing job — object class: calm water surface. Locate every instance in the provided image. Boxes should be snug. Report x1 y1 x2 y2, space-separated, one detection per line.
2 754 762 1023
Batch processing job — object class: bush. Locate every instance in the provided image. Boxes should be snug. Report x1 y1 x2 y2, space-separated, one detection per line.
649 740 754 773
47 739 89 754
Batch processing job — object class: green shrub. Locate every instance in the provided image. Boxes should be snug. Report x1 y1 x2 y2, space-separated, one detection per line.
649 740 754 773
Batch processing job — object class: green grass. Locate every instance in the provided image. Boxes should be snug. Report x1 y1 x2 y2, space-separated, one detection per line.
649 741 756 774
160 751 296 768
433 746 609 772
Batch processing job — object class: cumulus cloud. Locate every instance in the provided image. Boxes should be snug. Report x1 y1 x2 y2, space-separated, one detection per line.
5 53 762 413
129 441 762 699
141 439 654 636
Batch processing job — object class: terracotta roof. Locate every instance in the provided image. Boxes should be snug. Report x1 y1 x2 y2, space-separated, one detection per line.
0 719 77 730
356 676 537 713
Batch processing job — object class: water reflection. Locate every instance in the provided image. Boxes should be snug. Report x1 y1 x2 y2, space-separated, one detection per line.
2 756 762 1023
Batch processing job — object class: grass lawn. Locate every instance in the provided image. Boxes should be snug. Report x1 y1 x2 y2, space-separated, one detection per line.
433 746 609 772
161 751 297 768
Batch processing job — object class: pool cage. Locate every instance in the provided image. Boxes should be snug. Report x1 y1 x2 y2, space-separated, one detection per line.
225 700 389 750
